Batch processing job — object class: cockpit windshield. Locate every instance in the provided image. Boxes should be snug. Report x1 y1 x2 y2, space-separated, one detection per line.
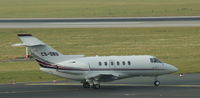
150 58 162 63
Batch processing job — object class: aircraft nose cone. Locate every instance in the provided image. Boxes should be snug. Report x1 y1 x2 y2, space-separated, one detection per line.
166 64 178 73
170 66 178 72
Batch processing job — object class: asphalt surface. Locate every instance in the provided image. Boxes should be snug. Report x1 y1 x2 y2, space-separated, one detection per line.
0 16 200 28
0 73 200 98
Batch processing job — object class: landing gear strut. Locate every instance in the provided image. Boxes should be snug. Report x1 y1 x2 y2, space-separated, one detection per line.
83 82 90 88
154 76 160 87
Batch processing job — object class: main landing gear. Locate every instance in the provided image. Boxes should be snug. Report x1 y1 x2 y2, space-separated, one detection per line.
83 82 90 88
82 81 101 89
92 84 100 89
154 76 160 87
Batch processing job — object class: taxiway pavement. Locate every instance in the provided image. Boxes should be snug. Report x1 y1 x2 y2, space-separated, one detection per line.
0 73 200 98
0 16 200 28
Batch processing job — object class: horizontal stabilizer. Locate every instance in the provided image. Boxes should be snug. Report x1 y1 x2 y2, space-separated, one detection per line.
17 34 84 63
18 34 46 46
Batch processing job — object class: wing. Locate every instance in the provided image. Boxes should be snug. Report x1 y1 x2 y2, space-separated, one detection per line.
87 73 121 82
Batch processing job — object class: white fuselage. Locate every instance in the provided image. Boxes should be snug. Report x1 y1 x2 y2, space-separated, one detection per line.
39 55 177 82
17 34 178 88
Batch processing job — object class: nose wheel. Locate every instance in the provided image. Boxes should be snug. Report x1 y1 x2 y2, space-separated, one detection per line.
154 76 160 87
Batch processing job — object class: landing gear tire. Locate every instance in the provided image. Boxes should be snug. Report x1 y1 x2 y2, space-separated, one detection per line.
83 82 90 88
92 84 100 89
154 80 160 87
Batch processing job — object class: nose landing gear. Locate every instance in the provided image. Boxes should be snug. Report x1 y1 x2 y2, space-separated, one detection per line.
154 76 160 87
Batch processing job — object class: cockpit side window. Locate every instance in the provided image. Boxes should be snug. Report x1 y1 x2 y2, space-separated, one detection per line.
150 58 162 63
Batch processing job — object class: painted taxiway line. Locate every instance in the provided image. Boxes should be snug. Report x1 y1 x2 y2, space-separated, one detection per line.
0 90 56 94
25 83 200 88
48 22 144 24
0 88 80 94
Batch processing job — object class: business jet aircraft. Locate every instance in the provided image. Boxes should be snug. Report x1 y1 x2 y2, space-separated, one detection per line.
17 34 178 89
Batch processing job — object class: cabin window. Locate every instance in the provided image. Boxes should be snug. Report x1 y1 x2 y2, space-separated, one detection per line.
128 61 131 65
99 62 102 66
104 62 107 66
111 62 114 66
117 61 120 66
122 61 126 65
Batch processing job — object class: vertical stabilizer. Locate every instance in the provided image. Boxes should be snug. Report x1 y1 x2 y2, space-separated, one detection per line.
18 34 66 64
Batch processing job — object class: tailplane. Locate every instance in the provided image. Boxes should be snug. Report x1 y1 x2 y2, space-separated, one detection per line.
17 34 84 64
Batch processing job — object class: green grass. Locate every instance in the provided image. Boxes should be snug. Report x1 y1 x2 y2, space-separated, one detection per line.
0 62 62 83
0 27 200 83
0 0 199 18
0 70 61 83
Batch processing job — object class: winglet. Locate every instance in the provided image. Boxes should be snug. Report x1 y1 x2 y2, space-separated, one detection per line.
17 34 32 36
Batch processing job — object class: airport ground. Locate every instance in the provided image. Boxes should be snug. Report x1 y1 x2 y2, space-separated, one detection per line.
0 17 200 28
0 74 200 98
0 17 200 98
0 0 199 18
0 0 200 98
0 26 200 83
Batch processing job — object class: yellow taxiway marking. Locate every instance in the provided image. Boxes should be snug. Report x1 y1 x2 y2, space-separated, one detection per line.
0 90 56 94
0 87 79 94
26 83 200 88
26 83 81 86
164 85 200 87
